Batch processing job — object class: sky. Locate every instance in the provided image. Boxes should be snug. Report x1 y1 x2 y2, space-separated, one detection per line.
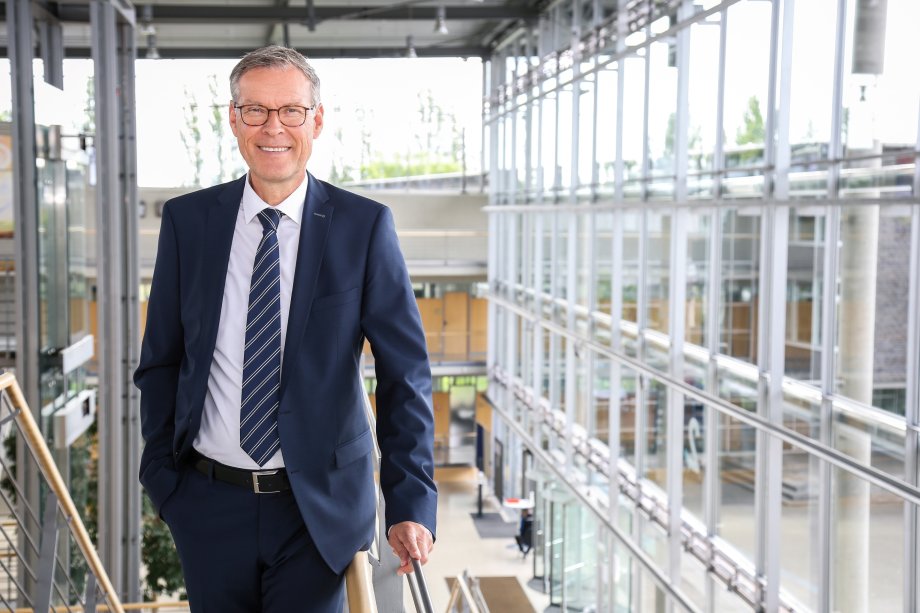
8 56 483 187
0 0 917 187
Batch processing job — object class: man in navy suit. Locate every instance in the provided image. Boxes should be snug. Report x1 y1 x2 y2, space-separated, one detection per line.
134 45 436 611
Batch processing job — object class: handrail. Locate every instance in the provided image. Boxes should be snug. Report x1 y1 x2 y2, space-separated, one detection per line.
345 551 378 613
0 371 124 613
443 569 488 613
406 559 434 613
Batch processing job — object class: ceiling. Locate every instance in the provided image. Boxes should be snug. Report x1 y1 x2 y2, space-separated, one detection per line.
2 0 543 59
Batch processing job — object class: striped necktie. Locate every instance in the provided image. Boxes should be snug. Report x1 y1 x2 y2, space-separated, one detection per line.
240 208 283 466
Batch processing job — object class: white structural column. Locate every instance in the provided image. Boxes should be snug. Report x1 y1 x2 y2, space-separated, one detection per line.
833 0 879 603
756 0 793 609
704 6 729 612
818 0 847 609
665 0 693 597
905 185 920 611
904 88 920 613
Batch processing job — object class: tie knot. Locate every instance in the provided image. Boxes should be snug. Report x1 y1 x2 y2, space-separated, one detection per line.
258 208 282 232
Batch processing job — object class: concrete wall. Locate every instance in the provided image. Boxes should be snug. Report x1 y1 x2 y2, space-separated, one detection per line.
136 186 488 282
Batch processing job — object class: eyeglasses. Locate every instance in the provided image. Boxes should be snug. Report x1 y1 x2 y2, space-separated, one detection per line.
233 104 315 127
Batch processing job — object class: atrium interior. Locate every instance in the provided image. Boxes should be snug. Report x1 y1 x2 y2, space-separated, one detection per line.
1 0 919 612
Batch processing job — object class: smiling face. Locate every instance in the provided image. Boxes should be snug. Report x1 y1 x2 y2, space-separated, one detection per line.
229 66 324 204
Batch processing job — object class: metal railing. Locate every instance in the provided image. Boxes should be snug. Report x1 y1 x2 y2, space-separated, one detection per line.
0 371 123 612
444 569 488 613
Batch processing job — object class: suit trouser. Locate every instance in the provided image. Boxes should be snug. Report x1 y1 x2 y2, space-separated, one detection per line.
161 464 344 612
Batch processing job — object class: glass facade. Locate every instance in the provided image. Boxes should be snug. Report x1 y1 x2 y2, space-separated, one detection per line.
484 0 920 611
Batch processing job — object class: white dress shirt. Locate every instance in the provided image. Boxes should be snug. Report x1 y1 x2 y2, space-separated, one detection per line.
193 173 307 469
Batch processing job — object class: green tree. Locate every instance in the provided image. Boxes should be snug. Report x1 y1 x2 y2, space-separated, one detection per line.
180 88 203 186
207 75 228 184
735 95 765 145
83 76 95 134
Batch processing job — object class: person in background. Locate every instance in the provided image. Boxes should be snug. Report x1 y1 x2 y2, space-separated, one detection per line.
516 508 534 557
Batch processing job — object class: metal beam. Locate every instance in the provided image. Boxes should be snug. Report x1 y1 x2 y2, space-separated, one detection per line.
0 45 489 59
27 3 536 22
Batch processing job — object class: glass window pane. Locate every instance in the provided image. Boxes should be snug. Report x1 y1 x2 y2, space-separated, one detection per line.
722 0 772 197
646 211 671 333
720 208 761 363
718 414 757 560
831 472 904 612
577 74 596 198
647 40 678 201
785 208 826 382
682 396 705 521
558 84 574 195
622 210 641 326
541 91 558 195
686 211 711 347
622 55 646 200
643 379 667 490
596 65 619 199
780 441 822 610
687 17 721 181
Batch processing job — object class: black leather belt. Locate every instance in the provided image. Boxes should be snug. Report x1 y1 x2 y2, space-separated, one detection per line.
191 451 291 494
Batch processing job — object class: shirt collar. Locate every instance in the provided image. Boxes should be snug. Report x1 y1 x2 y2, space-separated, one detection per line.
241 173 307 226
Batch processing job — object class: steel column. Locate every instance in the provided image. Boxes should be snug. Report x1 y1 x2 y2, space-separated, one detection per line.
35 491 59 613
9 0 43 596
37 17 64 89
90 1 139 597
119 14 142 602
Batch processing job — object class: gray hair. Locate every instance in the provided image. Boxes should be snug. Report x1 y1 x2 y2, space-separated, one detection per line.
230 45 321 105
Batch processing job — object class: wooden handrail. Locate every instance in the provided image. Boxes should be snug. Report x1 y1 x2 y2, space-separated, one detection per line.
344 550 378 613
0 372 125 613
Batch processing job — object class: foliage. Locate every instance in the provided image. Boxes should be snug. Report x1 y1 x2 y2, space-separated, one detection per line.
0 431 16 504
180 88 203 187
330 89 465 182
83 76 95 134
207 76 228 183
736 95 765 146
361 159 461 180
142 492 186 601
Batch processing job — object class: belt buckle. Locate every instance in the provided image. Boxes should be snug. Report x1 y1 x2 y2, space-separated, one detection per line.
252 469 279 494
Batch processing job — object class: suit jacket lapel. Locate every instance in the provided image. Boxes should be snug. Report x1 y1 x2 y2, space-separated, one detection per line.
280 172 333 398
200 177 245 357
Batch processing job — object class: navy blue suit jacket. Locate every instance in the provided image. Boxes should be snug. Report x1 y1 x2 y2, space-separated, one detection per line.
134 173 437 574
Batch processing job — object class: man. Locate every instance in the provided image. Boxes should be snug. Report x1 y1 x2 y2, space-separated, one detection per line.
134 45 436 611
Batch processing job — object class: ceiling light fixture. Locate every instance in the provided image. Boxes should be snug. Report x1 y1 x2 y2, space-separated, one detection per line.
141 5 160 59
406 35 418 58
146 35 161 59
434 6 448 35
